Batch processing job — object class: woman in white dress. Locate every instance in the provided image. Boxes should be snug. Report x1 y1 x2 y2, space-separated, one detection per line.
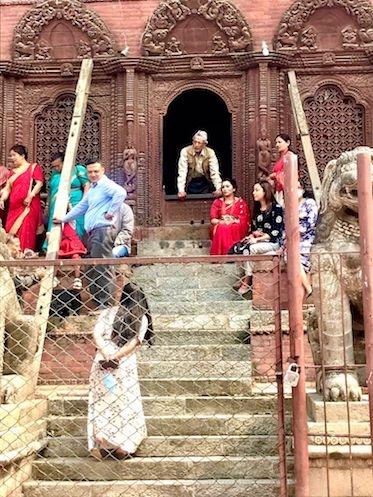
87 282 153 460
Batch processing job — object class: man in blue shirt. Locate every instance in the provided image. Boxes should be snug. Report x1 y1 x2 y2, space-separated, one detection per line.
54 159 126 310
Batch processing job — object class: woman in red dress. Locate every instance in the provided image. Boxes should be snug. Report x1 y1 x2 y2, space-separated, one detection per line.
0 145 44 251
268 133 293 206
210 178 250 255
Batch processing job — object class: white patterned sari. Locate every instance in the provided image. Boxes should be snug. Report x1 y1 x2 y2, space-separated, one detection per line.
87 306 147 454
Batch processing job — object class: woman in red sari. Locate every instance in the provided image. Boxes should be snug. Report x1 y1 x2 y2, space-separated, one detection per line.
210 178 250 255
268 133 293 206
0 145 44 251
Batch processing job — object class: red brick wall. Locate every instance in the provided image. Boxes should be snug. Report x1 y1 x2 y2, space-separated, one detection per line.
0 0 294 59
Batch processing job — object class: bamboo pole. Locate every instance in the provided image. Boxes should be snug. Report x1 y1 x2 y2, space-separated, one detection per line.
288 70 321 208
31 59 93 390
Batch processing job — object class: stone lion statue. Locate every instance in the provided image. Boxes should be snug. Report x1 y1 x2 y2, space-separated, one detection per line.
308 146 373 401
0 227 39 402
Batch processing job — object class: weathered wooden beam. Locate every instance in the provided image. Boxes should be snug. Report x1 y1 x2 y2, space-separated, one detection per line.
32 58 94 390
288 70 321 207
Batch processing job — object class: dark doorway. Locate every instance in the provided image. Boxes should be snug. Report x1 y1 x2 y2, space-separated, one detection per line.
163 88 232 195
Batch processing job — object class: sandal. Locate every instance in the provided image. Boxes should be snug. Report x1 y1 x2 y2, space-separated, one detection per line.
72 277 82 290
90 448 102 461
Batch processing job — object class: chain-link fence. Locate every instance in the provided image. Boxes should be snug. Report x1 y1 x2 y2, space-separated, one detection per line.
0 254 293 497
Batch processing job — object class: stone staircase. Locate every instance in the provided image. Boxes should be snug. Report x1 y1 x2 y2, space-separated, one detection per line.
22 256 292 497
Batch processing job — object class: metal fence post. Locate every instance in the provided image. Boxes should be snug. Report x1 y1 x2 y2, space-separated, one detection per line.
357 151 373 457
284 152 310 497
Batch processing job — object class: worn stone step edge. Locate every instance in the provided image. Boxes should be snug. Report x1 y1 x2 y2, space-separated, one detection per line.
23 478 294 497
47 414 284 437
42 434 285 458
46 395 279 416
32 455 284 481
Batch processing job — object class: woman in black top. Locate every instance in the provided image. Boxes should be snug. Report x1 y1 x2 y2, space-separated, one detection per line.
238 180 284 295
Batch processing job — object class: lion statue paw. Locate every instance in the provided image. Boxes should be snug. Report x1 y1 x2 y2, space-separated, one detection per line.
319 372 362 402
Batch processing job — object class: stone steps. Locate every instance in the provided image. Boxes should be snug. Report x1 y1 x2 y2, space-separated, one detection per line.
137 240 211 257
135 360 251 379
139 344 250 361
152 314 250 332
152 330 249 346
133 262 240 279
136 273 239 290
42 434 283 458
47 414 281 437
144 287 244 302
23 478 291 497
31 455 283 481
148 300 251 315
46 395 277 417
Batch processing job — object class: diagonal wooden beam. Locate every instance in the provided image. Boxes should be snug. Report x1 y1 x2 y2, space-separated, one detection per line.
288 70 321 207
32 58 94 390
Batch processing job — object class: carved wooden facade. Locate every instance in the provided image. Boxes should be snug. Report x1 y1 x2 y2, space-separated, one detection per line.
0 0 372 226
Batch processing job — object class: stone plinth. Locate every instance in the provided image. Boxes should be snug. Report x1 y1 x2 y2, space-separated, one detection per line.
307 393 372 497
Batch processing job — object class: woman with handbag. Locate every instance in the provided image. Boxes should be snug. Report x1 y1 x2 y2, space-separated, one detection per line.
210 178 250 255
238 180 284 295
88 281 154 460
0 145 44 251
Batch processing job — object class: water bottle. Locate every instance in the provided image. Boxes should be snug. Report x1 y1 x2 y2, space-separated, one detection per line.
103 372 117 394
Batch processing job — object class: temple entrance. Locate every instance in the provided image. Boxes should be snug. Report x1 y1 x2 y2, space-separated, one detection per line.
163 88 232 197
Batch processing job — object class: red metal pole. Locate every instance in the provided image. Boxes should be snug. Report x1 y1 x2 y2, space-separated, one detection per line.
273 256 289 497
284 152 310 497
357 151 373 457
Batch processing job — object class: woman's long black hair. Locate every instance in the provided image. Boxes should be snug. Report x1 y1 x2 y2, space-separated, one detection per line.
112 281 154 347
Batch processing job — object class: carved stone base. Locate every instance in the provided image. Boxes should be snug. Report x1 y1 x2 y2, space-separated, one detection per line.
307 393 372 497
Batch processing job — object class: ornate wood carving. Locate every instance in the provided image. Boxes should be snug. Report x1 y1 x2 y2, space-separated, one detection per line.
297 83 365 182
141 0 253 56
256 63 271 177
34 94 101 180
12 0 116 61
274 0 373 55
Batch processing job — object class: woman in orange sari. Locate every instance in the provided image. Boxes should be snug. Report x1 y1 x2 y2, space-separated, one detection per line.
210 178 250 255
0 145 44 251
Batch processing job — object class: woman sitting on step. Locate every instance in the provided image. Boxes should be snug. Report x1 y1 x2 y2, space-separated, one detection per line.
210 178 250 255
238 180 284 296
88 280 154 460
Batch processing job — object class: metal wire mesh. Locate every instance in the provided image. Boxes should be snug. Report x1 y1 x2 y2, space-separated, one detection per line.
0 254 293 497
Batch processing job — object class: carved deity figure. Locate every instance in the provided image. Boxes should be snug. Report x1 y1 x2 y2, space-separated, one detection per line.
35 40 52 60
122 147 137 195
212 34 229 54
77 40 92 58
308 147 373 401
341 25 359 49
165 36 183 55
167 1 190 23
359 28 373 45
256 135 272 177
300 26 317 50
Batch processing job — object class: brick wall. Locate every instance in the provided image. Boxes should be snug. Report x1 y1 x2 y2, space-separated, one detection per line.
0 0 295 59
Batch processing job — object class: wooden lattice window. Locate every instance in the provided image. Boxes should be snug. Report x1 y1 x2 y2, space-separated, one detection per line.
298 85 365 182
35 94 101 180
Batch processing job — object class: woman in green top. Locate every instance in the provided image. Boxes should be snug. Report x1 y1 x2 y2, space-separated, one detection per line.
43 151 90 251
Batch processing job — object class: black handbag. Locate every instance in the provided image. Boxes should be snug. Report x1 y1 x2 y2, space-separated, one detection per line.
227 240 251 255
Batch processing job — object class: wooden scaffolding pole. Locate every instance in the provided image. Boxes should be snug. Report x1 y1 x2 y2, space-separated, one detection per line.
287 70 321 207
32 59 93 390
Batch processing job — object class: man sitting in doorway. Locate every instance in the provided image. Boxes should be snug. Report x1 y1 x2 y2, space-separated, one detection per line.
177 130 222 199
